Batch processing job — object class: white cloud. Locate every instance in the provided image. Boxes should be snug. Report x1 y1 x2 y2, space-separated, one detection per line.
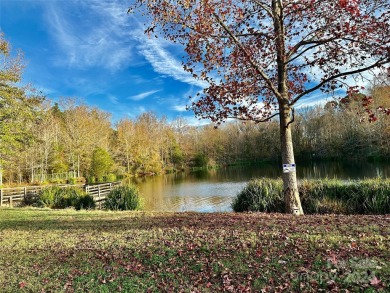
134 30 208 89
45 0 134 71
45 0 209 90
171 105 188 112
126 106 146 118
128 89 161 101
295 92 332 109
183 116 210 127
108 95 119 104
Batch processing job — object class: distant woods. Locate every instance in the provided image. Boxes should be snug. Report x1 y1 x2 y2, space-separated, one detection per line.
1 34 389 185
2 87 389 185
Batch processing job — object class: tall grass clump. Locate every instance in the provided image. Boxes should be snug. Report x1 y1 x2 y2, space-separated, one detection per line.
232 178 284 212
32 186 95 210
233 178 390 214
103 185 142 211
54 187 82 208
74 193 96 210
298 179 350 214
34 186 62 208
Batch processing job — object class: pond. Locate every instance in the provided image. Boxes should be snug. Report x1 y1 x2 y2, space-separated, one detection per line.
130 161 390 212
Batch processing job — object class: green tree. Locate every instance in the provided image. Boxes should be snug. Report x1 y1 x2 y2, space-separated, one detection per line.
61 99 112 177
90 147 114 181
0 34 43 185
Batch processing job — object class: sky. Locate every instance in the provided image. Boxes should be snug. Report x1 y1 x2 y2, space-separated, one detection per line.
1 0 333 125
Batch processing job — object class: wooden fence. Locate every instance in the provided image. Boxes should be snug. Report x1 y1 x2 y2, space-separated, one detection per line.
85 182 121 208
0 182 121 208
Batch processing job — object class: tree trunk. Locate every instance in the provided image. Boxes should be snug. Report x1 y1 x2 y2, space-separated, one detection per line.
126 152 130 174
272 0 303 215
77 154 80 178
279 102 304 215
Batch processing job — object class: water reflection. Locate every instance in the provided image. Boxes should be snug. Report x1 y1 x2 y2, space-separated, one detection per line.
129 161 390 212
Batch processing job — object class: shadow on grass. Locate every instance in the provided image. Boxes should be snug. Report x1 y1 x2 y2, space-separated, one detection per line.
0 208 388 234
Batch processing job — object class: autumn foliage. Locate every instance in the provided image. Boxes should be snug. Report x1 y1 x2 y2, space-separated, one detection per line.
131 0 390 214
130 0 389 123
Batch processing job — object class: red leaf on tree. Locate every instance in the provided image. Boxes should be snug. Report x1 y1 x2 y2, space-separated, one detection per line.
339 0 348 8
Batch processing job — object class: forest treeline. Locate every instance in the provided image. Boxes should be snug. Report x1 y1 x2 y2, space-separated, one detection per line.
3 87 389 185
1 34 389 185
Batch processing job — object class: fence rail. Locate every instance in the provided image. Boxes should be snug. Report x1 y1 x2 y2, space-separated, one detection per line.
0 182 121 208
85 182 121 206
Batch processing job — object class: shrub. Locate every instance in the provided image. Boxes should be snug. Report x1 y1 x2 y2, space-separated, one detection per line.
233 178 390 214
193 152 208 168
103 185 142 211
232 178 284 213
105 173 117 182
34 186 62 208
67 177 77 185
32 186 95 210
74 194 96 210
54 187 83 209
49 178 66 185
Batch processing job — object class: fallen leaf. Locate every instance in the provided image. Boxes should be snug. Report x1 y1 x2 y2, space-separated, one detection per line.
18 281 27 289
370 276 381 287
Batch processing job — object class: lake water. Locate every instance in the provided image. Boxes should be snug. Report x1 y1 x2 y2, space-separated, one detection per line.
130 161 390 212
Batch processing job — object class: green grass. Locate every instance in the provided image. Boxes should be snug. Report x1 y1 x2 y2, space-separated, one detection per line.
0 208 389 292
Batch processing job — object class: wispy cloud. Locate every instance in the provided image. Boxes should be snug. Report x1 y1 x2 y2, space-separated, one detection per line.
185 116 210 127
171 105 188 112
108 95 119 105
128 89 161 101
126 106 146 118
295 91 332 109
45 0 134 71
134 29 208 89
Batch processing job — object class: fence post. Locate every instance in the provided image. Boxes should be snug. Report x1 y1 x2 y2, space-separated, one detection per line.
0 189 3 207
22 187 26 203
9 196 13 208
98 185 101 209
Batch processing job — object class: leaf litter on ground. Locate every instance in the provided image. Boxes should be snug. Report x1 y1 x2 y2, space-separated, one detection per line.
0 208 388 292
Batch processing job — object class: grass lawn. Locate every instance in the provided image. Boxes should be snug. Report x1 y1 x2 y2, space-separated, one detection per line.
0 208 389 292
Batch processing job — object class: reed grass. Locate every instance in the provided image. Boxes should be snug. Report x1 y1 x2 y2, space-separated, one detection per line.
103 184 142 211
233 178 390 214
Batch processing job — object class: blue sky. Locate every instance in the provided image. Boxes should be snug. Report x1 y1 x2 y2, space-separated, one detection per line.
0 0 331 125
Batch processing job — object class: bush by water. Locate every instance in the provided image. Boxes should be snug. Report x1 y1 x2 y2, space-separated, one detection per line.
103 185 142 211
232 178 390 214
31 186 95 210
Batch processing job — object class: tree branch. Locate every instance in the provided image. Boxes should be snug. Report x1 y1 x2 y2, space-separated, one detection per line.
212 31 273 40
288 37 338 61
289 59 390 106
251 0 274 19
286 108 294 128
228 112 279 123
212 13 283 101
286 43 324 64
